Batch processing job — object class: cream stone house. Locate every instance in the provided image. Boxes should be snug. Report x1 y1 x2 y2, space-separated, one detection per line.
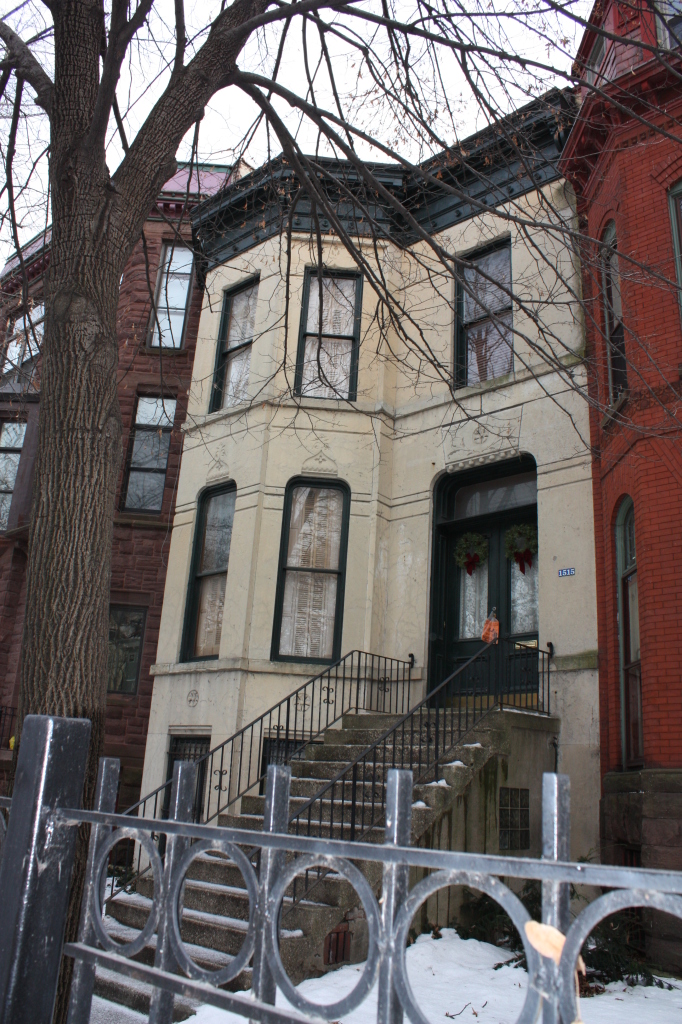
138 90 600 864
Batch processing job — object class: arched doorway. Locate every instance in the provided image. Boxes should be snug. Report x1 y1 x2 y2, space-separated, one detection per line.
429 456 538 688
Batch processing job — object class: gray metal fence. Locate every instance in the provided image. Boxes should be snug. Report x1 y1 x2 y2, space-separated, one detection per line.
2 715 682 1024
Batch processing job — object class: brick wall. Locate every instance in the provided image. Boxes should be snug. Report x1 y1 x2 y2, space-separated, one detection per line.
0 205 205 806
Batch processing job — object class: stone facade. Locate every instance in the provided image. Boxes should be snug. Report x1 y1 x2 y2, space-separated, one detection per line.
142 98 602 861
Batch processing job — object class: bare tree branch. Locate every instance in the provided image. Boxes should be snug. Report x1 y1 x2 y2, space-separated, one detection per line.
0 17 52 113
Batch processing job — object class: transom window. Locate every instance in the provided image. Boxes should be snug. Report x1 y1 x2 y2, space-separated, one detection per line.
296 271 362 400
272 481 349 662
108 606 146 694
184 486 236 660
211 280 258 411
0 422 26 530
3 303 43 385
123 397 176 512
149 245 193 348
601 223 628 404
456 243 513 388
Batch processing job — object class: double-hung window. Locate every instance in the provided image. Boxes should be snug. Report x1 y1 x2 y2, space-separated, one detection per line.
655 0 682 48
296 271 362 400
272 480 349 663
3 304 44 385
601 223 628 404
108 606 147 694
617 500 642 767
0 421 26 530
211 280 258 411
184 486 236 660
149 245 193 348
123 397 176 512
456 243 513 388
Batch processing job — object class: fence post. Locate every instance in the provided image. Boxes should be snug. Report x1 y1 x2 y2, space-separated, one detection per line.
148 758 197 1024
252 764 290 1016
66 757 121 1024
0 714 91 1024
541 772 571 1024
378 769 413 1024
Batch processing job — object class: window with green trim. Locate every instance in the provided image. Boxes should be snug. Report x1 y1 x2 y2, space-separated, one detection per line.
455 242 513 388
295 270 362 400
183 485 237 661
211 279 259 411
271 480 350 663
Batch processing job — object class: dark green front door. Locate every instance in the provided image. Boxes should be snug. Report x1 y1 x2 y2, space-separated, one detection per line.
443 510 538 680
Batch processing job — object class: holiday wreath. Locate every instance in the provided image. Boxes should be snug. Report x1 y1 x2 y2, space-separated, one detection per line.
504 524 538 575
454 533 489 576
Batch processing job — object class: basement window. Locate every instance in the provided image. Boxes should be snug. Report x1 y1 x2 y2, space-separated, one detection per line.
499 787 530 850
324 921 351 965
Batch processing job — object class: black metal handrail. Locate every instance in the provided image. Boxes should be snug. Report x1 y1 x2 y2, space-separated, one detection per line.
286 639 550 905
0 705 16 750
109 650 412 901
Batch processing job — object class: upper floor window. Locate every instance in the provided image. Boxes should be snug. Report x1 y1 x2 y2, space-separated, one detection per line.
295 271 362 400
123 396 176 512
655 0 682 48
211 280 258 411
149 245 193 348
601 223 628 404
183 486 237 660
272 480 350 663
0 421 26 530
3 303 43 385
617 499 642 767
585 32 606 86
456 243 513 388
108 605 146 694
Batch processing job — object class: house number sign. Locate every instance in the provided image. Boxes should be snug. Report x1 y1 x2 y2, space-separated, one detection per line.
557 568 575 577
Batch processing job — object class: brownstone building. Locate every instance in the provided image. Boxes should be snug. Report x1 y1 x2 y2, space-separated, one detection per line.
560 0 682 968
0 164 228 805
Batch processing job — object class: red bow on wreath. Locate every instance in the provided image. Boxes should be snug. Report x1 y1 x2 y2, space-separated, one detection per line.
465 552 480 576
514 549 533 575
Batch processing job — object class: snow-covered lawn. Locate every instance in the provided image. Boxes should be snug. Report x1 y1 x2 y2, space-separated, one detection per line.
91 928 682 1024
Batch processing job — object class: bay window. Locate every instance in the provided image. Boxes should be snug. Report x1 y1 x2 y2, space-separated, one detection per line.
601 223 628 403
272 480 349 662
149 244 193 349
211 279 259 411
456 243 513 387
184 486 236 660
0 421 26 530
296 271 362 400
123 396 176 512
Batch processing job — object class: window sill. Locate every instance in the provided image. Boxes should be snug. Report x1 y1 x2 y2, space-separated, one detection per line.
145 346 186 356
114 512 168 529
600 391 629 429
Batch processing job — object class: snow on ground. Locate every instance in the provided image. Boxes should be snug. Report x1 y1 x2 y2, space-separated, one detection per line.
91 929 682 1024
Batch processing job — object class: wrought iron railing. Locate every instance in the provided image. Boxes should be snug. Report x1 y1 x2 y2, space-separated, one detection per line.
0 704 16 749
285 638 550 903
110 650 412 899
3 716 682 1024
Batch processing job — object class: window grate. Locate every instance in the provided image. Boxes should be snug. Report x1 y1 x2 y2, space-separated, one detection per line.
499 787 530 850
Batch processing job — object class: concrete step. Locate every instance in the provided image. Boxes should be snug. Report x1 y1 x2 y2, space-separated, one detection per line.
288 776 386 800
94 967 198 1022
220 812 387 843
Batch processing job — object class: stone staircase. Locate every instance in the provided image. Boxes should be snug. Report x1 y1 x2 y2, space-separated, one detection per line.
97 708 501 1020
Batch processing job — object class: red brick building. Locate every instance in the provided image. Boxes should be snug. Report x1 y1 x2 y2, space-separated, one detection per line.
561 0 682 966
0 165 228 806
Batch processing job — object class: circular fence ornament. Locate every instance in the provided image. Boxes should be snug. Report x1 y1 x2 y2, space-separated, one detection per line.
92 828 163 958
391 870 542 1024
169 839 259 985
454 533 489 576
558 888 682 1024
266 854 381 1019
